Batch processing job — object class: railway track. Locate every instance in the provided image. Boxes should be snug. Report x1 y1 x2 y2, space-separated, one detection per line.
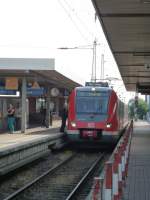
2 152 107 200
0 151 73 200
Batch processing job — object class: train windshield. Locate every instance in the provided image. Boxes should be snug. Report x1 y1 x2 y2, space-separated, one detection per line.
76 90 109 114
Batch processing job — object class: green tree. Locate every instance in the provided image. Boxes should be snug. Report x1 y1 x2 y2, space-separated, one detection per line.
128 99 135 119
128 98 149 120
137 98 149 120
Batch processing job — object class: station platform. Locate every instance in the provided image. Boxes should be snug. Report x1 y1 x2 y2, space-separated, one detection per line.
0 120 66 176
0 120 61 149
123 121 150 200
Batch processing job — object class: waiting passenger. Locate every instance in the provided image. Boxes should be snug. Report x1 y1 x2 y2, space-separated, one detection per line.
40 105 46 127
60 103 68 133
7 104 15 133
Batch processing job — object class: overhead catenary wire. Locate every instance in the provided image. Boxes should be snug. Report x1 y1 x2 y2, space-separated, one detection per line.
58 42 101 50
58 40 101 84
57 0 106 83
62 0 96 40
57 0 90 43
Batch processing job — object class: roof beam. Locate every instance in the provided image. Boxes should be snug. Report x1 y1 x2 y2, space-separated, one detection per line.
100 13 150 18
120 64 144 67
123 75 150 78
125 83 137 85
114 51 150 55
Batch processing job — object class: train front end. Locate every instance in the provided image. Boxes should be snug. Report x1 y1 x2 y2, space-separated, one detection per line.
66 86 119 144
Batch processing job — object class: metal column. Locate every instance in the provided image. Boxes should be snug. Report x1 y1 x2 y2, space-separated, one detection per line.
21 77 27 133
56 98 59 116
46 87 51 128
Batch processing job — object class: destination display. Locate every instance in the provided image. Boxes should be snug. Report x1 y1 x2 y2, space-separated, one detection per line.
77 91 108 97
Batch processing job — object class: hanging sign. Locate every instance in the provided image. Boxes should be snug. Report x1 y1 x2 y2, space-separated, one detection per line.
32 81 40 88
5 77 18 90
27 87 45 96
0 89 17 95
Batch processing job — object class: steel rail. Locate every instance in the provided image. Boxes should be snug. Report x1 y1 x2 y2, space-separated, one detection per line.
65 153 105 200
3 153 76 200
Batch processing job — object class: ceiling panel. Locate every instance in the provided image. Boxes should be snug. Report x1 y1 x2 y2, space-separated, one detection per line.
92 0 150 94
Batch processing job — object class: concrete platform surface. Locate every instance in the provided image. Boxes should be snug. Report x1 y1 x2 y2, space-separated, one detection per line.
123 121 150 200
0 120 65 175
0 119 61 151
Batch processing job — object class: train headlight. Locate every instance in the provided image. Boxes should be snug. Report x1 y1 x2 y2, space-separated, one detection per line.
71 121 76 127
106 123 112 128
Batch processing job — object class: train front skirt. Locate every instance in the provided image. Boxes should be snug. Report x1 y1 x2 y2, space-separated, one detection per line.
66 129 119 144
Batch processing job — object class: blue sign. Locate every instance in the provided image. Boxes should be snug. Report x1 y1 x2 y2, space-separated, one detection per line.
0 89 17 95
0 87 45 96
27 87 45 96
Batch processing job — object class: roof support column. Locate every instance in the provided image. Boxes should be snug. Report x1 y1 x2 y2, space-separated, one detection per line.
56 98 59 116
21 77 27 133
45 87 51 128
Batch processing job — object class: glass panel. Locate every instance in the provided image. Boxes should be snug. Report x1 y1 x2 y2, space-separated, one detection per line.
76 96 109 114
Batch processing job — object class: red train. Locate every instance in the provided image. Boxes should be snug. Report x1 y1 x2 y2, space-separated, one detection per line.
66 83 128 144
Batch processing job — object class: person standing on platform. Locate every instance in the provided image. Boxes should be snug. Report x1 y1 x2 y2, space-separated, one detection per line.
7 104 15 133
60 102 68 133
40 105 46 127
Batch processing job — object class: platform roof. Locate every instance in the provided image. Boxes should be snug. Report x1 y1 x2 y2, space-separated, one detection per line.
0 58 55 70
92 0 150 94
0 58 81 91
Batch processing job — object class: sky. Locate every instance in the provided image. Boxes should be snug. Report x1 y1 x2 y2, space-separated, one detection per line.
0 0 137 102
